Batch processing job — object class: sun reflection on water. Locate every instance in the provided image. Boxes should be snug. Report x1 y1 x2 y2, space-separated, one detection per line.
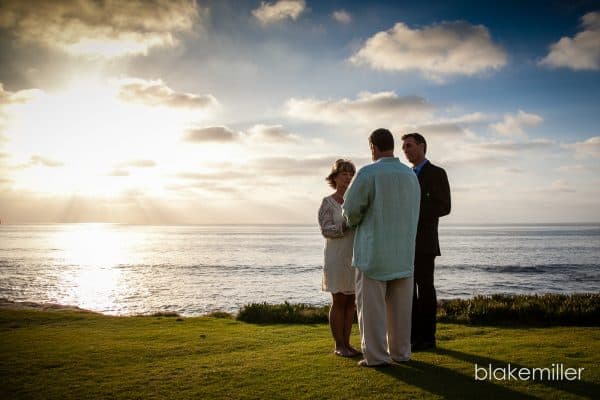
53 224 129 312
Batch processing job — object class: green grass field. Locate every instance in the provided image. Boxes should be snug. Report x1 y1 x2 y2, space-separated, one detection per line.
0 308 598 399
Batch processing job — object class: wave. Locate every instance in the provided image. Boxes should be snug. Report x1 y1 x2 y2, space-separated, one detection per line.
440 263 599 274
111 263 322 274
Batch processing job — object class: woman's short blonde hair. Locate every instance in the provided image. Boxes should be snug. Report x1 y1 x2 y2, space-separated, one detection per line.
326 159 356 188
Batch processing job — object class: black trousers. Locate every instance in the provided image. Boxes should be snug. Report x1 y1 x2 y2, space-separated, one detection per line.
411 253 437 344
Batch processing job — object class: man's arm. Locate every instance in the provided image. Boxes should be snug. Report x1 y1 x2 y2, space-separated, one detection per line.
434 168 451 217
420 166 451 221
342 170 371 227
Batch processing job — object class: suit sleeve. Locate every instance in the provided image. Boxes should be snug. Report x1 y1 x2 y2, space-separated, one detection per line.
342 171 371 228
433 168 451 217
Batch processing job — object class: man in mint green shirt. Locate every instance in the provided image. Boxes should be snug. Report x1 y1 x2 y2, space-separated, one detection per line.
343 128 420 367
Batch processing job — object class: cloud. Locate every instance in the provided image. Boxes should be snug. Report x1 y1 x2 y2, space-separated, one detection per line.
29 155 63 167
286 91 434 125
247 124 299 143
0 0 200 58
476 139 555 152
407 122 468 138
176 157 371 183
182 124 302 145
108 169 130 177
194 184 239 194
350 21 506 82
556 164 587 173
501 167 526 174
250 156 332 175
490 110 543 136
539 12 600 70
173 171 252 196
249 155 371 176
118 79 218 109
544 179 576 193
0 83 42 105
452 183 494 193
0 84 43 148
564 136 600 157
118 159 157 168
402 112 490 139
252 0 306 25
439 155 504 168
440 112 490 124
332 10 352 24
0 152 11 186
401 112 491 140
177 171 249 181
439 138 556 169
166 181 239 196
183 126 241 142
173 156 372 188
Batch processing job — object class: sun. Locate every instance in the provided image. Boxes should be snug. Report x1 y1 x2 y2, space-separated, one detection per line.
4 76 222 198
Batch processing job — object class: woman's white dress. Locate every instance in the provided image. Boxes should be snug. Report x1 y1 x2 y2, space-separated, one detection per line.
318 195 355 294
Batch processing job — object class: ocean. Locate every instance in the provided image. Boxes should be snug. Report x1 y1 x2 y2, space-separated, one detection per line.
1 223 598 316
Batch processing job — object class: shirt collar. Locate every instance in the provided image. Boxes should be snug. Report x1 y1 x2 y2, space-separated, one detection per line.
413 159 428 175
375 156 398 163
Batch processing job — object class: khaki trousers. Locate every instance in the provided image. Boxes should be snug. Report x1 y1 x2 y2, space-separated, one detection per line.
355 270 413 365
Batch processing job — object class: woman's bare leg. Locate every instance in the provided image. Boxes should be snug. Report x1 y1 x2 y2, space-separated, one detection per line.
343 294 360 355
330 293 352 356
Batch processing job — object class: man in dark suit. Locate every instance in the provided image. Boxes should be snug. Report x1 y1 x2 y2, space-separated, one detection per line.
401 132 451 351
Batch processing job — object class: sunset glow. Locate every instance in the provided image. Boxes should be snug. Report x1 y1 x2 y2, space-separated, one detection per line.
0 0 598 224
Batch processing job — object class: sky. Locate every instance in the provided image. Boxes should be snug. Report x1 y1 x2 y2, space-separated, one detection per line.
0 0 599 224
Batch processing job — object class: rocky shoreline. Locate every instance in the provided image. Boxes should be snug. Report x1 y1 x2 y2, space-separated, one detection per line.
0 298 95 313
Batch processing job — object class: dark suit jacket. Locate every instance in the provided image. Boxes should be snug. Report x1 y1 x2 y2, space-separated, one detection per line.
416 161 451 256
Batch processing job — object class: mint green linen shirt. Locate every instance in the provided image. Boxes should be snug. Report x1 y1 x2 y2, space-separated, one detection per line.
342 157 421 281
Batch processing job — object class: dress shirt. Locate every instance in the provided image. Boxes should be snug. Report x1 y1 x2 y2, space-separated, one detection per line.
342 157 421 281
413 159 428 176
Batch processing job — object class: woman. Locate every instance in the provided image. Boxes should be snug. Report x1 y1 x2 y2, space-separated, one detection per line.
318 159 360 357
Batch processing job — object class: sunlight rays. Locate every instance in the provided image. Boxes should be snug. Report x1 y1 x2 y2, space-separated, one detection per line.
4 76 222 198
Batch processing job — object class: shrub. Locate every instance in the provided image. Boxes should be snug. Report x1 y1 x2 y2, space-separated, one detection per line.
206 311 234 319
237 302 329 324
235 294 600 326
438 293 600 326
151 311 181 317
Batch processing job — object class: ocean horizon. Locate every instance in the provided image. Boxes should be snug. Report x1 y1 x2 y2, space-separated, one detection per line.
1 223 599 316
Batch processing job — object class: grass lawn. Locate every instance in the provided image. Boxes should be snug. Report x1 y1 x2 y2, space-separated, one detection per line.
0 308 598 399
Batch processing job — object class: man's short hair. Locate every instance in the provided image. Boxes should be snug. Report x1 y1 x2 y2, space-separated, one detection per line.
401 132 427 155
369 128 394 151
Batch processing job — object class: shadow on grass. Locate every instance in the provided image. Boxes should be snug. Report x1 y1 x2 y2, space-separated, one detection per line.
376 347 597 399
435 347 599 399
378 358 535 400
